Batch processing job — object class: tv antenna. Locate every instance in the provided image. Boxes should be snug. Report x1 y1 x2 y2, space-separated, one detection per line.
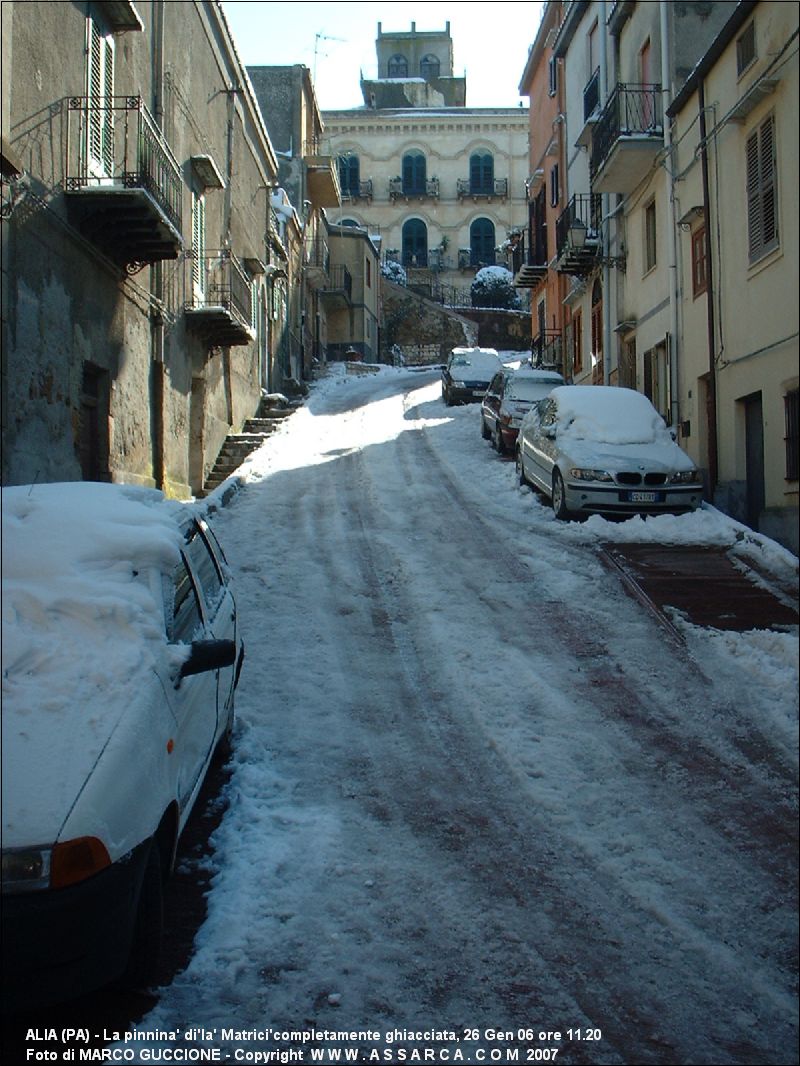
313 32 345 81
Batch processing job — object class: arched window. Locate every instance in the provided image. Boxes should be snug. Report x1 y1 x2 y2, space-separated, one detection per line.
420 54 440 78
338 155 360 198
388 54 408 78
402 151 426 196
470 218 496 267
402 218 428 267
470 152 494 195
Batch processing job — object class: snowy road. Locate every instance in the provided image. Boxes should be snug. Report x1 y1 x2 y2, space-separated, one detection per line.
135 366 798 1065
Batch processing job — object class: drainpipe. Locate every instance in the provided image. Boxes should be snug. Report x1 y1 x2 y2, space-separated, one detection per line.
600 1 612 386
661 1 680 430
698 79 718 496
150 0 165 490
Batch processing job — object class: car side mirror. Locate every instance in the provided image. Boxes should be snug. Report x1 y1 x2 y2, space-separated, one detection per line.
179 639 237 681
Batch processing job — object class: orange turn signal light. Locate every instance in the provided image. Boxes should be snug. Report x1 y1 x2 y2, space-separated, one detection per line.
50 837 111 889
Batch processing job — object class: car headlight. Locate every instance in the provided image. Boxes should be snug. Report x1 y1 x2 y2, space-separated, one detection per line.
1 837 111 893
569 468 614 482
451 380 465 389
670 469 699 484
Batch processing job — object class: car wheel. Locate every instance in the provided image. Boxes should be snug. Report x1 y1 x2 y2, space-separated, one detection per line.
552 470 572 520
493 423 506 455
516 447 527 486
120 842 163 993
444 388 453 407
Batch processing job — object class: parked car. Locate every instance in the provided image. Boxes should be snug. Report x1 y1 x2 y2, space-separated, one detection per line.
516 386 703 519
1 482 245 1010
441 346 502 406
481 366 565 454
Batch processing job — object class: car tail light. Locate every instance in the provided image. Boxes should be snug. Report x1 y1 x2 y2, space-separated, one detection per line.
50 837 112 889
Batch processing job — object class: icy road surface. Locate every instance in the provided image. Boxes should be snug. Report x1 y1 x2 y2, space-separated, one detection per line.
134 366 798 1065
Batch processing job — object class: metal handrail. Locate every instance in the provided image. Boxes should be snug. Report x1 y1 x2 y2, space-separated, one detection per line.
555 194 602 258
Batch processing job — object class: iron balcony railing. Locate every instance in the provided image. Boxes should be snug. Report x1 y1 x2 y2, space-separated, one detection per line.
555 193 602 259
187 250 252 327
458 247 497 269
306 238 330 273
323 264 352 301
457 178 509 199
532 330 563 369
65 94 182 233
590 83 663 177
389 177 440 200
341 179 373 201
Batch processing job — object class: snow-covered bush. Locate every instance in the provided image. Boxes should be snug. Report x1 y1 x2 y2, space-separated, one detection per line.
381 259 407 286
470 265 521 310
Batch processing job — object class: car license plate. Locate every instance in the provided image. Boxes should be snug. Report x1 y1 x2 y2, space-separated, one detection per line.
627 490 660 503
472 389 484 397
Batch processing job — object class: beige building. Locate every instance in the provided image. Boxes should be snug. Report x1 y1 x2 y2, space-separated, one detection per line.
668 0 798 551
322 22 529 307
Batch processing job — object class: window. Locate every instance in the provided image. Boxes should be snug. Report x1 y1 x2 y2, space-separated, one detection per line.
420 54 440 78
549 164 560 209
572 310 583 374
590 280 603 384
338 155 360 197
737 22 756 76
470 218 496 267
746 115 778 262
171 558 203 644
402 218 428 266
644 199 657 272
366 257 372 289
402 151 426 195
470 152 494 195
192 190 206 298
388 54 408 78
786 389 799 481
548 56 558 97
184 524 223 613
691 225 708 297
79 363 109 482
87 15 115 178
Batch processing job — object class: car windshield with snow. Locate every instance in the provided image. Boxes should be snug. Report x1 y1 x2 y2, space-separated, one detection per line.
441 347 502 406
481 366 565 454
516 385 703 519
1 482 244 1010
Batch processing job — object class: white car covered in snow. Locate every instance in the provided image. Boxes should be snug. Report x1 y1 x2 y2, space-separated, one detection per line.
516 386 703 519
1 482 244 1009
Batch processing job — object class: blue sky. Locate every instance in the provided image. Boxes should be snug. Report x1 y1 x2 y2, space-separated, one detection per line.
221 1 545 109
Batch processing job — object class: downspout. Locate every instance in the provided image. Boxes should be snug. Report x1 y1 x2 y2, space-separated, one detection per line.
661 0 680 430
600 1 612 386
150 0 166 490
698 79 718 496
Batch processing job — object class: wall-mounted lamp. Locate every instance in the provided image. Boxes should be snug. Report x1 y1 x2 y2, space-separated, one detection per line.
568 218 625 269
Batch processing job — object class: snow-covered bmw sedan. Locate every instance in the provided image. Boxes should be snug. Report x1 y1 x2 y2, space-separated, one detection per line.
1 482 244 1010
516 385 703 519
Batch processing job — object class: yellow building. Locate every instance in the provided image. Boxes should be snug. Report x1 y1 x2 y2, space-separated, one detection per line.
668 0 799 552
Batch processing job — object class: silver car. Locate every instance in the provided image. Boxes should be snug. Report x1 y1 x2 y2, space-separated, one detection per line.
516 386 703 519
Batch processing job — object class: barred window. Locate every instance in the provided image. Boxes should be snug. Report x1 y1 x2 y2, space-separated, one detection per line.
746 115 778 262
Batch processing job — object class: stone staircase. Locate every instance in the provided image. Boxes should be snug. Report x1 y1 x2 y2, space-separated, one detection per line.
200 404 295 496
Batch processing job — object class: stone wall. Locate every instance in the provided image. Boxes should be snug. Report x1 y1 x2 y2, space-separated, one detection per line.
380 278 477 363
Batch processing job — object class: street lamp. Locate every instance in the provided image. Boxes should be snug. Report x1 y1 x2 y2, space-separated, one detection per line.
568 216 625 269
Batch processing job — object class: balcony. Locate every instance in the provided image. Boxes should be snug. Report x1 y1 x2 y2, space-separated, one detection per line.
590 83 663 195
184 251 255 347
319 264 352 309
511 230 549 289
302 139 341 208
389 177 440 202
304 238 330 287
64 95 182 269
342 179 373 203
457 178 508 201
458 248 496 271
575 68 601 150
555 194 601 275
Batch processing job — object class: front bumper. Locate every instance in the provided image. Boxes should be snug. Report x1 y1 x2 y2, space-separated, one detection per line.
446 382 491 404
565 481 703 515
1 840 150 1012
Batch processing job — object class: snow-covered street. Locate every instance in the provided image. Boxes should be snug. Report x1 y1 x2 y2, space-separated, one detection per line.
133 364 798 1066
